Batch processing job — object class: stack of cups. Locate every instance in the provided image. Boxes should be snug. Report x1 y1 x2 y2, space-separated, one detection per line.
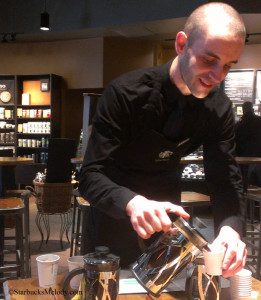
230 269 252 300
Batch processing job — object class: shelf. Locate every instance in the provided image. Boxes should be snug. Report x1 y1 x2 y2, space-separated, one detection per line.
0 129 15 132
0 119 15 121
17 118 50 121
0 143 15 146
17 133 50 136
17 104 51 107
17 147 48 150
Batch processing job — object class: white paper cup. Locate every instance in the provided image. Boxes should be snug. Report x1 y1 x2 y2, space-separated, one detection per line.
67 256 84 289
36 254 60 288
203 244 226 276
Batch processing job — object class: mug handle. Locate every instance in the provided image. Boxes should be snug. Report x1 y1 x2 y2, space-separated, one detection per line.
62 267 85 300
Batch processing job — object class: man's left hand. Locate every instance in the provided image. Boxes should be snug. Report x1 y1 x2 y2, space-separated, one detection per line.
212 226 247 278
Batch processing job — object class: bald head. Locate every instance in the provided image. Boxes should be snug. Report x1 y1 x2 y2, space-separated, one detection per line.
184 2 246 46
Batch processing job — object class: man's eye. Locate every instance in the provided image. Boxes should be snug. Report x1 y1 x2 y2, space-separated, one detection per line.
203 57 215 64
224 64 232 70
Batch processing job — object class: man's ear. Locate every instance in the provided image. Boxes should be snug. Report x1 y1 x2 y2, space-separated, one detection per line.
175 31 188 54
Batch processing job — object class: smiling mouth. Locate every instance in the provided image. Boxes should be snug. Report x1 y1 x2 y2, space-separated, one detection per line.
199 78 213 89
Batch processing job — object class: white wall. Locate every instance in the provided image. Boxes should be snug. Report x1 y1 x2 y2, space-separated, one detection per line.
0 38 104 89
1 39 261 90
232 44 261 70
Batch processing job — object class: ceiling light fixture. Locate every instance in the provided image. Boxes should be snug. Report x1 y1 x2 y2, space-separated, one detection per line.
40 0 49 31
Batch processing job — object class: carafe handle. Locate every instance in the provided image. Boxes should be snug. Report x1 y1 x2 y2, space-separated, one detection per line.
62 267 85 300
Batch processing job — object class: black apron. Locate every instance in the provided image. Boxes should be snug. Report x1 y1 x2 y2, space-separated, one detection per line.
82 128 197 268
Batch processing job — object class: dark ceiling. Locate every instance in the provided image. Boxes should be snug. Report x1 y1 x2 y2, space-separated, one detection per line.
0 0 261 46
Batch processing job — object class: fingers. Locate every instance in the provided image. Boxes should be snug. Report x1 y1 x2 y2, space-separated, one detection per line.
164 202 190 219
222 241 247 278
213 226 247 278
127 197 190 239
132 207 170 239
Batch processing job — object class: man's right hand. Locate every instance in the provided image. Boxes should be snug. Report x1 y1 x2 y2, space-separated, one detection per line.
126 195 190 239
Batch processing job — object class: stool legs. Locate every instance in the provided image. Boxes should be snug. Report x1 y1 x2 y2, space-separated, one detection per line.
0 217 4 295
35 211 72 250
70 196 78 256
15 214 25 278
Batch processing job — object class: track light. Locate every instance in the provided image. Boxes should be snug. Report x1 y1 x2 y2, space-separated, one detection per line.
40 0 49 31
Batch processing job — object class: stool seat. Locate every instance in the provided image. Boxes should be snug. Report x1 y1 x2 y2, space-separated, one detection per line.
0 198 24 210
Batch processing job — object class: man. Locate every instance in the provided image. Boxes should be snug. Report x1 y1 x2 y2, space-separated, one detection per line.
235 101 261 187
79 2 247 277
235 101 261 158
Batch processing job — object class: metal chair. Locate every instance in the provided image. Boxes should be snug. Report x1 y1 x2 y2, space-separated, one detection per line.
31 181 74 250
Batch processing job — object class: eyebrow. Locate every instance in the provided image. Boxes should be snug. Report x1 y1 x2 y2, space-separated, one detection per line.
204 50 238 64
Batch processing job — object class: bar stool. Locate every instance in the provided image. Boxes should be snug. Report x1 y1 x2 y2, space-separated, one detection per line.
5 190 31 277
70 189 90 256
242 192 261 279
181 191 211 226
0 197 26 290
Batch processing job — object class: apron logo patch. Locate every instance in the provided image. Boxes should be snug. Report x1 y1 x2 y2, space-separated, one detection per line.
155 150 173 162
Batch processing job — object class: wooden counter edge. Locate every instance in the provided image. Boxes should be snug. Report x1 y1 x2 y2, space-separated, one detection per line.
4 274 261 300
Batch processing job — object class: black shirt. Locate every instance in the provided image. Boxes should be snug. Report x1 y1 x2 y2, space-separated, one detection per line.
235 111 261 157
79 60 243 267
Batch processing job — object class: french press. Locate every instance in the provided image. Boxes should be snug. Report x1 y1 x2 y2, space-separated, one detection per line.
130 217 211 298
185 256 221 300
63 246 120 300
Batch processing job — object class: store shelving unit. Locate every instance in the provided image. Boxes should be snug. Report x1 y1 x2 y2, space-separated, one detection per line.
0 74 61 162
0 75 16 154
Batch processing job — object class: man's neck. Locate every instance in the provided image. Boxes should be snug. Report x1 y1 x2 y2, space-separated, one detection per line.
169 57 191 96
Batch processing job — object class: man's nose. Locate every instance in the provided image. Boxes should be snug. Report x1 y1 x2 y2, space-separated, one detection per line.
209 66 224 83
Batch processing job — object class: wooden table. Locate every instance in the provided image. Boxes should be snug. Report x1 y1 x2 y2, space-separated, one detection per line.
0 157 34 194
72 156 261 166
4 273 261 299
0 157 34 166
181 156 261 165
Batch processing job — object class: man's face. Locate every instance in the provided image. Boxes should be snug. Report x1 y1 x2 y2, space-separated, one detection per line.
178 32 245 98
